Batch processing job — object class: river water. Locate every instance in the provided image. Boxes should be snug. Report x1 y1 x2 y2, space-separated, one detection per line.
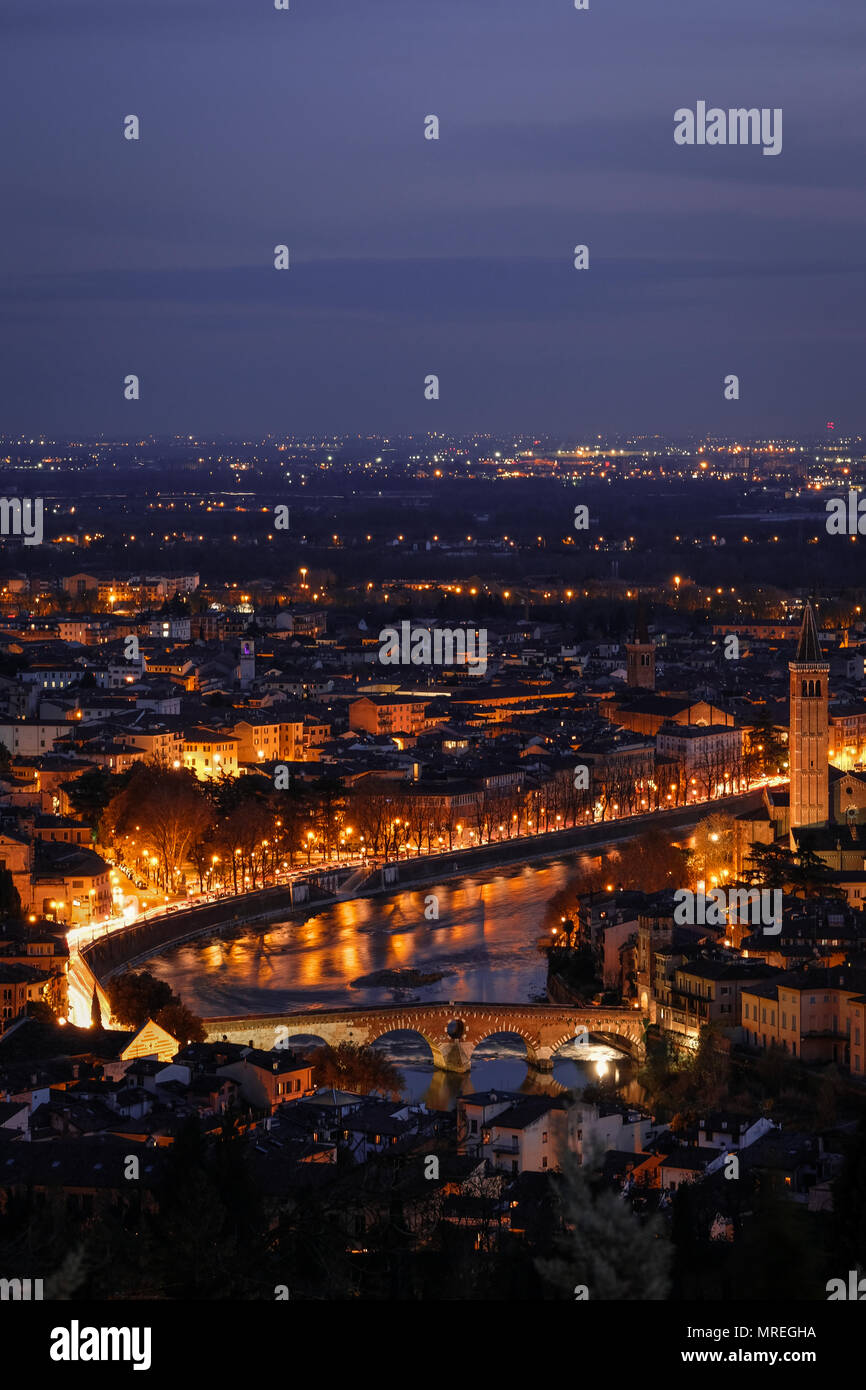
146 854 635 1107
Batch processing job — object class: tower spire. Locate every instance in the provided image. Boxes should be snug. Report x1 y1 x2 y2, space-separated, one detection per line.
795 602 822 663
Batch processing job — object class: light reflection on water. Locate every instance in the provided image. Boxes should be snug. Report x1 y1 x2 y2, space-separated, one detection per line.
145 856 637 1108
148 857 581 1014
379 1035 629 1109
286 1030 631 1110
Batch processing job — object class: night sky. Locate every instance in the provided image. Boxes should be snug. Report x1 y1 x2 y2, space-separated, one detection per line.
1 0 864 438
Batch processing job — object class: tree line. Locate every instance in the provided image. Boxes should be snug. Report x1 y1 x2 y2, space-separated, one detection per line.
61 735 763 899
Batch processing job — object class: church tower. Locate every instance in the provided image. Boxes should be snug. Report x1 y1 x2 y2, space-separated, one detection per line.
788 602 829 828
237 637 255 690
625 605 655 690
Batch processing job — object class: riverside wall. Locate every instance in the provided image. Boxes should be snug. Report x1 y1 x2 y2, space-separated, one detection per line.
80 880 329 983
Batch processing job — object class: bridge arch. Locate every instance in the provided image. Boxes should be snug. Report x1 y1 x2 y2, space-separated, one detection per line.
368 1026 447 1072
282 1030 329 1051
547 1030 589 1057
470 1028 542 1070
586 1029 642 1062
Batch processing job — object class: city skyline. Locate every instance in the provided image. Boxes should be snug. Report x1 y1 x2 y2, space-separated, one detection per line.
3 0 866 1333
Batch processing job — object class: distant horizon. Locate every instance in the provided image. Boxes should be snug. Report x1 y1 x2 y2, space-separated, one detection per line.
0 429 861 448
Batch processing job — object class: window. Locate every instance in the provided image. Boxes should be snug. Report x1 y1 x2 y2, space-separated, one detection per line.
542 1157 548 1169
470 1118 477 1134
542 1131 548 1144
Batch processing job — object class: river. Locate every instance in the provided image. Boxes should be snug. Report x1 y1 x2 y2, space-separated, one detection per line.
146 852 638 1107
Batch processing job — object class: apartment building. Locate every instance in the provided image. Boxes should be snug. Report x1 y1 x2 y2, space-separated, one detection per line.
457 1090 568 1173
349 695 429 739
216 1049 314 1113
656 957 779 1045
741 965 866 1076
225 713 306 765
182 728 239 780
568 1098 656 1164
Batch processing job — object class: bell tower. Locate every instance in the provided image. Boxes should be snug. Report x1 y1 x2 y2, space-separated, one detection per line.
625 604 655 690
237 637 256 690
788 602 829 829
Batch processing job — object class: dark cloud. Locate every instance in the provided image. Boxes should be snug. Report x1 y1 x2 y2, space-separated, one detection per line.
1 0 864 433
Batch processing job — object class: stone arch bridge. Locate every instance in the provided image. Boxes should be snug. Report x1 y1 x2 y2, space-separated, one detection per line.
202 1001 646 1074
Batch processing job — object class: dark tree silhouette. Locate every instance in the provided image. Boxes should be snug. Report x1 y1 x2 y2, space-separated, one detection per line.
743 841 844 898
0 868 21 919
306 1042 404 1099
106 970 175 1028
156 1001 205 1044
